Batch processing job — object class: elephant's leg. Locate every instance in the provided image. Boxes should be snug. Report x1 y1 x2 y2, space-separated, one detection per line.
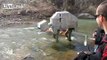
55 30 60 42
52 29 59 42
53 34 56 38
67 28 74 41
65 29 68 37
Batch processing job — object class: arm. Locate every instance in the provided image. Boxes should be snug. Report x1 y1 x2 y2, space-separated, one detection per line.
101 45 107 60
74 51 102 60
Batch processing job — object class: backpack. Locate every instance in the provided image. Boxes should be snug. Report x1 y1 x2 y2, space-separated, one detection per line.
95 28 105 45
88 42 107 60
74 43 107 60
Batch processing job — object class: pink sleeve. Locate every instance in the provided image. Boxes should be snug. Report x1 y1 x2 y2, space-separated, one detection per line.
101 45 107 60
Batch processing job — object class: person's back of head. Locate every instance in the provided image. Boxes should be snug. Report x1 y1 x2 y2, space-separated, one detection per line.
96 0 107 32
97 0 107 20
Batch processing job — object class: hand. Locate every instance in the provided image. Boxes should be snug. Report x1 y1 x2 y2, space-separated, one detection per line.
92 31 97 38
84 51 92 55
74 51 88 60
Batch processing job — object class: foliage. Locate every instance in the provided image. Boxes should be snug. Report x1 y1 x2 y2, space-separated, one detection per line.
48 0 104 14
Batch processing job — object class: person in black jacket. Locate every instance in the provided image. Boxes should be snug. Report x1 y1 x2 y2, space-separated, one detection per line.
74 27 105 60
93 28 105 52
74 0 107 60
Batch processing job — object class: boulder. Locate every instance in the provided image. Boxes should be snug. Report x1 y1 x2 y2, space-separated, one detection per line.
37 20 49 31
77 13 95 19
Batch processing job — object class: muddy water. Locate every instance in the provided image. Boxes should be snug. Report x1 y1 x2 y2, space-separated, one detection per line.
0 26 77 60
0 25 95 60
0 16 95 60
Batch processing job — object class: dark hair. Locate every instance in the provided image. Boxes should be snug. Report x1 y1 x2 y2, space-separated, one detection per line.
98 0 107 19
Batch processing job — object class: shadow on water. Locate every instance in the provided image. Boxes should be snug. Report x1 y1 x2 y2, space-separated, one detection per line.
47 40 77 60
51 41 75 51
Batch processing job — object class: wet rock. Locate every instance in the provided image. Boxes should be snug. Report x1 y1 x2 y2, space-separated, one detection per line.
37 20 49 31
77 13 95 19
22 56 35 60
0 13 6 18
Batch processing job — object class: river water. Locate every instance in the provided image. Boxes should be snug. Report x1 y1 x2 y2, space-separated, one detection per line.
0 26 94 60
0 26 56 60
0 16 95 60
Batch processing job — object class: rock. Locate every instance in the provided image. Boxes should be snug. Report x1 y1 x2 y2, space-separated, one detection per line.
22 56 35 60
37 20 49 31
77 13 95 19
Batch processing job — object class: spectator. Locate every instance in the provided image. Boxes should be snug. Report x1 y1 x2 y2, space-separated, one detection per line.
74 0 107 60
93 28 105 52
